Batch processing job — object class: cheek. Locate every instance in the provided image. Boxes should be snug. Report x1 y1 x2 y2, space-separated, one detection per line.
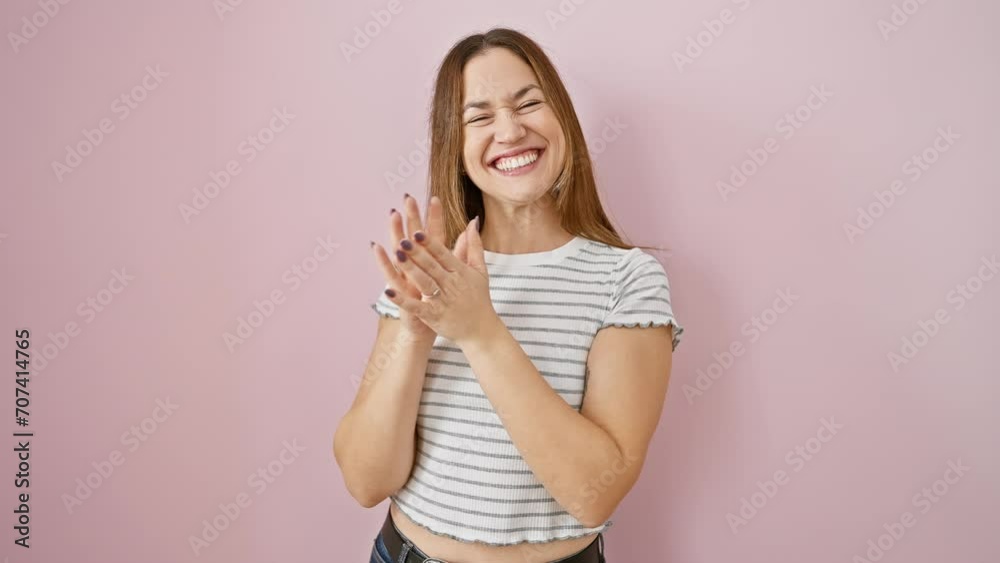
533 116 565 159
462 150 477 172
541 131 564 166
464 137 488 167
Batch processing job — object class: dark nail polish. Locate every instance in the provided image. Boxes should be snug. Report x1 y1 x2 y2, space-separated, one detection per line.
370 240 375 248
414 231 425 243
404 193 411 199
395 250 407 262
385 288 396 298
390 208 397 215
401 239 413 251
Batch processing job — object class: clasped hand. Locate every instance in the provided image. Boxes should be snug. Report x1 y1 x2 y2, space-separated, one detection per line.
372 195 498 345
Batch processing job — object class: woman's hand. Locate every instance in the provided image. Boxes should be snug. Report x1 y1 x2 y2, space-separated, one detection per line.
371 194 447 344
380 215 499 345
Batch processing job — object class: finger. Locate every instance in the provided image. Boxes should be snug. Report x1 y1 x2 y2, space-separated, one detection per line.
403 193 424 238
414 228 466 274
453 230 469 264
465 216 485 270
427 195 445 245
373 242 418 297
383 285 428 319
400 235 454 292
393 239 440 296
389 208 406 259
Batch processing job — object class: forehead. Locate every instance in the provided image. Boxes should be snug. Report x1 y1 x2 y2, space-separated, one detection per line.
462 48 539 102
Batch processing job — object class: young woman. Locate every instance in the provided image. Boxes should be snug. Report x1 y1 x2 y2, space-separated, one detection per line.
334 27 684 563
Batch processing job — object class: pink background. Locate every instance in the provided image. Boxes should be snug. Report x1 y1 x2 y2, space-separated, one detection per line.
2 0 997 561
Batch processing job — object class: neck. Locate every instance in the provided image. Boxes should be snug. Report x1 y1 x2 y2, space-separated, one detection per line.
479 193 571 254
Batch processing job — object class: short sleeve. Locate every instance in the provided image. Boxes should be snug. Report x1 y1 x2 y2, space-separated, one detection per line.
370 283 401 319
600 249 684 351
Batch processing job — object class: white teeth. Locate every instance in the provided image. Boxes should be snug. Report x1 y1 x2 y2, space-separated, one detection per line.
494 150 539 171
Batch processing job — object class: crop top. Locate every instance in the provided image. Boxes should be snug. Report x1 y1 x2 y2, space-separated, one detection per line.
370 235 684 545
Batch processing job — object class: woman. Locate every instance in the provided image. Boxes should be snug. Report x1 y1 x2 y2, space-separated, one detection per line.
333 28 684 563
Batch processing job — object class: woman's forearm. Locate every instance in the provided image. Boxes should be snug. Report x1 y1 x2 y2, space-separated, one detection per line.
334 327 433 507
457 316 632 527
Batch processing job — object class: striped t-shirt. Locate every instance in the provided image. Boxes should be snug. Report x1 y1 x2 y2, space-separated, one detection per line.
370 235 683 546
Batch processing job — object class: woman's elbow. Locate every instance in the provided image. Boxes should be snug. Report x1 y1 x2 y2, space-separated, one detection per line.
348 484 388 508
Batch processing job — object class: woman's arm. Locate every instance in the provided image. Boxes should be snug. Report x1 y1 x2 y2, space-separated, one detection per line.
458 317 674 528
377 222 678 525
333 317 433 507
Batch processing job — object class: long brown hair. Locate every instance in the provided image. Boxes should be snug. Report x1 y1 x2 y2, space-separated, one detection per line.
426 27 660 253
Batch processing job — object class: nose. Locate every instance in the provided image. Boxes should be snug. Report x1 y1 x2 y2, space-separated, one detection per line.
493 108 525 143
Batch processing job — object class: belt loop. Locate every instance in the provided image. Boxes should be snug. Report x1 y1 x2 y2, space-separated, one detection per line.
396 541 411 563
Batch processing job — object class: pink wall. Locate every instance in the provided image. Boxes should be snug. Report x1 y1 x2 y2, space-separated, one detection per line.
2 1 996 561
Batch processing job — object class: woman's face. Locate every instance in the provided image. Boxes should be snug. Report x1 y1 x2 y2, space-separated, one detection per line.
461 48 566 206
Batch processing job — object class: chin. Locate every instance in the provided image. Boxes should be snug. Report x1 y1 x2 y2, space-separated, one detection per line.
481 174 557 201
488 188 553 208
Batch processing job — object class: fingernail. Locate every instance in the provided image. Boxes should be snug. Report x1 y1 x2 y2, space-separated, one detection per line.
414 231 425 243
385 288 396 298
390 208 397 215
370 240 375 249
401 239 413 251
404 193 411 200
395 250 407 262
473 215 480 229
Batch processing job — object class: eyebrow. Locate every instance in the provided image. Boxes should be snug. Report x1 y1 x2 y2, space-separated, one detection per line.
462 84 542 113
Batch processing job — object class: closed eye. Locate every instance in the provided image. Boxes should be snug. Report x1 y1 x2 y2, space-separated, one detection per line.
467 101 544 124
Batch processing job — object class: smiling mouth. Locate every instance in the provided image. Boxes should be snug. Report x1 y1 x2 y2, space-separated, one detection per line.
490 148 544 175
